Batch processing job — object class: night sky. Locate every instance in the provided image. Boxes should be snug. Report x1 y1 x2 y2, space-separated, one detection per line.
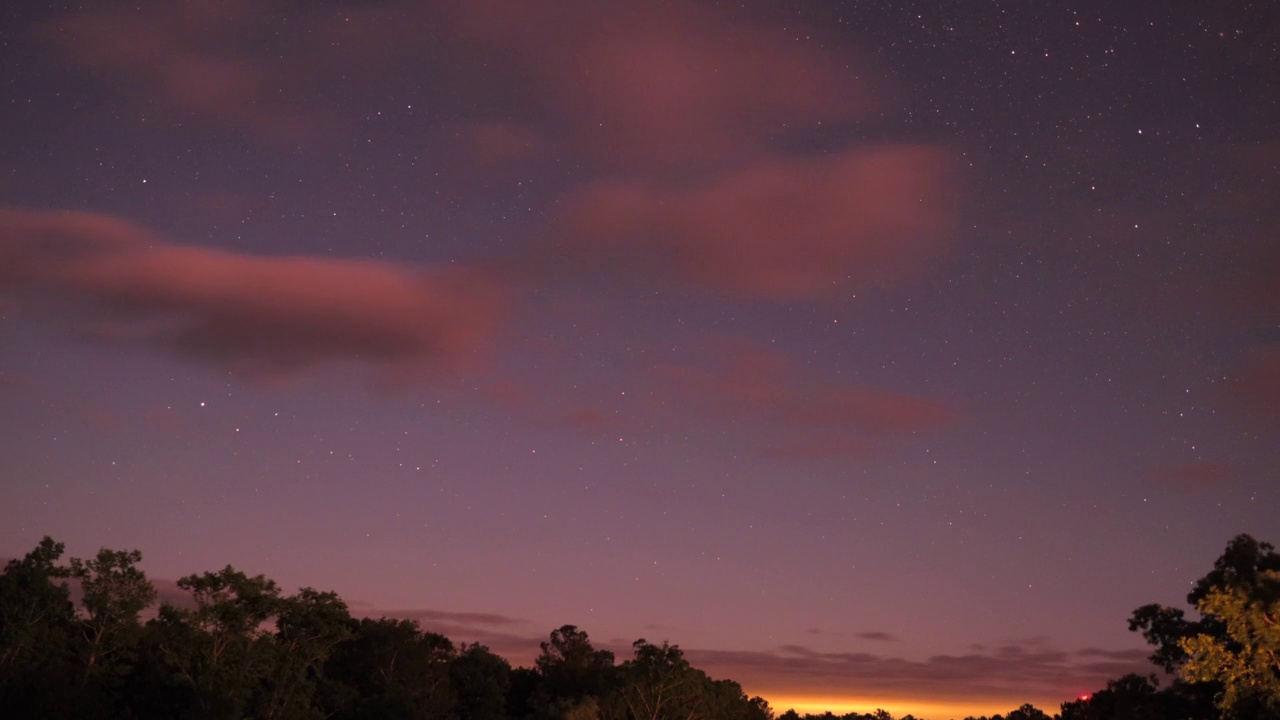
2 0 1278 716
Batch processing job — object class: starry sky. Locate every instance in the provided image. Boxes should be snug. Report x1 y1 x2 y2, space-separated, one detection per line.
1 0 1278 716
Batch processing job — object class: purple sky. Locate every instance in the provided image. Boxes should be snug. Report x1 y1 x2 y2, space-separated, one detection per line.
2 1 1278 716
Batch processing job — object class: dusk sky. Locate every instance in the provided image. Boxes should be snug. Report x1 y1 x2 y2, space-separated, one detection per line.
2 0 1278 716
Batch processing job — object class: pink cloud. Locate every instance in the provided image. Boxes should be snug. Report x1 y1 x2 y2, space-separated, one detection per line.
661 338 957 448
760 435 871 461
565 9 872 167
0 208 506 378
658 339 794 411
40 1 955 299
1152 461 1242 491
187 191 270 224
558 407 620 434
451 0 874 168
462 122 547 165
41 1 319 141
40 0 908 171
687 641 1152 705
425 122 554 191
782 386 955 434
558 146 956 299
1236 242 1280 314
478 377 533 407
349 604 543 662
1232 345 1280 423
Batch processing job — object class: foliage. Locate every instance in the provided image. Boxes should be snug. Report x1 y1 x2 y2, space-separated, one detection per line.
325 617 457 719
0 537 76 716
452 642 513 720
535 623 618 711
1179 569 1280 717
1129 534 1280 674
610 639 705 720
1127 534 1280 718
69 548 157 687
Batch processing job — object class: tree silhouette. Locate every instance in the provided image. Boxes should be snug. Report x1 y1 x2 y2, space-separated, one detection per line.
69 548 157 687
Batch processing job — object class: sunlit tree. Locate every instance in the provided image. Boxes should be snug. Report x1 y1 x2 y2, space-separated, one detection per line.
1180 568 1280 717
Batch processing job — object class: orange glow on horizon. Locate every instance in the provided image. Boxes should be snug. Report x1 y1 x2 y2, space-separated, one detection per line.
759 692 1070 720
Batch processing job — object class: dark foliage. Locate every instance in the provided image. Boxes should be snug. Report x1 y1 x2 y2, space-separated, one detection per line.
2 534 1272 719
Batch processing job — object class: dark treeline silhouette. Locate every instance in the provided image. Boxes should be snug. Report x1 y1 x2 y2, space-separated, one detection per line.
1 534 1275 720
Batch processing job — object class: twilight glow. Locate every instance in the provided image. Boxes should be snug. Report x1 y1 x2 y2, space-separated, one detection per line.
2 1 1277 717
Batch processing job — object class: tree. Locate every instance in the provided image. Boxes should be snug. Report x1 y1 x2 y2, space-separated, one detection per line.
68 547 157 686
1179 568 1280 717
507 666 542 719
605 639 771 720
1059 673 1160 720
701 679 773 720
1003 703 1050 720
0 537 76 716
1128 534 1280 719
451 642 512 720
611 639 707 720
0 537 74 669
324 617 457 719
1129 534 1280 673
151 565 285 717
1127 603 1195 673
254 587 353 720
533 625 617 715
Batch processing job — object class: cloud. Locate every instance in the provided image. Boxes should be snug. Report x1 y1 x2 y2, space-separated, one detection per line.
0 372 34 387
152 589 543 658
356 606 544 661
0 208 506 378
760 436 871 461
375 607 525 628
661 338 957 442
659 339 793 412
446 2 957 299
187 191 271 225
1232 345 1280 423
450 0 875 169
459 122 548 165
325 615 1149 706
40 1 320 141
805 628 898 642
685 640 1152 704
39 1 956 302
151 576 198 612
1073 647 1156 662
452 2 956 299
556 146 955 299
39 565 1155 709
42 0 874 159
558 407 621 434
1152 461 1242 491
780 385 955 434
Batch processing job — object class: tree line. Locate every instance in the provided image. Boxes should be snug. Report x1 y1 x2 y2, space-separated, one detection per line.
0 534 1276 719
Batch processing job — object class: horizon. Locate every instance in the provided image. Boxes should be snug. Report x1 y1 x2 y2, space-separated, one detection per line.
6 533 1191 718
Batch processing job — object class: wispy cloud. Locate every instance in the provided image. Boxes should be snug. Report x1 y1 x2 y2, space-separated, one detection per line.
686 640 1151 704
1152 461 1243 491
0 208 506 379
654 337 959 457
555 147 956 300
